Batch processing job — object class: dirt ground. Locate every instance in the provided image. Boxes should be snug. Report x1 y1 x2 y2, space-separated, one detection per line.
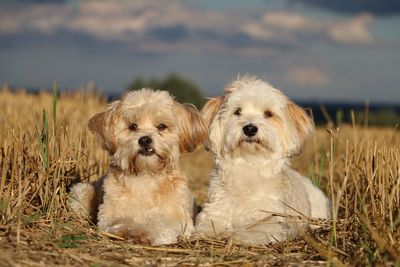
0 223 335 266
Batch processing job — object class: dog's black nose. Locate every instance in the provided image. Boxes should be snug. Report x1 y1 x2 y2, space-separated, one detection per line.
138 136 152 147
243 124 258 137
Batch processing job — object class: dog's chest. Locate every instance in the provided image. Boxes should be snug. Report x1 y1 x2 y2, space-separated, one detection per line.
219 159 286 193
213 161 291 217
126 177 158 201
106 175 181 208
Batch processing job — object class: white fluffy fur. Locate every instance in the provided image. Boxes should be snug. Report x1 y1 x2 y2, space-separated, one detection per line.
68 89 207 245
195 76 331 245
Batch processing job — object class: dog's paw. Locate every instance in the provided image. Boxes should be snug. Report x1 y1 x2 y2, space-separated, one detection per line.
105 224 153 245
68 182 95 219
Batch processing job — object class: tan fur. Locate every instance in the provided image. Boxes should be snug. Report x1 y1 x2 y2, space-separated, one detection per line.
112 227 152 245
88 101 120 155
69 89 207 245
201 96 225 127
155 175 183 196
283 101 314 156
173 103 208 153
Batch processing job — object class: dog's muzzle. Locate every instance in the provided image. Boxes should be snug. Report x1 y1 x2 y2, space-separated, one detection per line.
138 136 155 156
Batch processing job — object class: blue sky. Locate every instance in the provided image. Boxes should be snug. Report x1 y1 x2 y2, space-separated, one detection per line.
0 0 399 102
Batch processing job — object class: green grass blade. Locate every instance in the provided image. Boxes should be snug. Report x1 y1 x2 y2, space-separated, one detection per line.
35 121 46 169
53 81 57 155
42 109 49 171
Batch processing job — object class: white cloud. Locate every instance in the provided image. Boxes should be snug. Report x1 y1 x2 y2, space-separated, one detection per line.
329 13 374 45
242 11 375 46
285 66 329 87
261 11 317 31
0 2 170 38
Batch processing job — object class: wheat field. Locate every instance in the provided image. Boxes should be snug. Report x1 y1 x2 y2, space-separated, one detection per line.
0 87 399 266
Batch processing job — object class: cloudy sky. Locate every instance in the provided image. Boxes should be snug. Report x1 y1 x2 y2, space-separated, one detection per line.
0 0 399 102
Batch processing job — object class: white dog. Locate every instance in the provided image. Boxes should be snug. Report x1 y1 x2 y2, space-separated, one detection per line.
195 76 331 245
69 89 207 245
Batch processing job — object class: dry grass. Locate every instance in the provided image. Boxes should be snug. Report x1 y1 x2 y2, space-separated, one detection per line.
0 87 399 266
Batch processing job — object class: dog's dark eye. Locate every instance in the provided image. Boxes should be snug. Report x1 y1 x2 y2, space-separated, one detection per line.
157 123 168 131
128 123 138 131
264 110 273 118
234 108 241 116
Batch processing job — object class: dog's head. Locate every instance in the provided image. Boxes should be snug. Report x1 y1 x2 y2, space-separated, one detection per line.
89 89 207 174
202 76 314 159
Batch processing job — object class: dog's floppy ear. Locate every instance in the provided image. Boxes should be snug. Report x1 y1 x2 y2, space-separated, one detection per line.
282 101 314 156
173 103 208 153
201 96 225 128
201 96 225 152
88 101 120 155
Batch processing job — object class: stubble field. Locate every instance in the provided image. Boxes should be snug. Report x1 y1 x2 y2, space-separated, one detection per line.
0 87 399 266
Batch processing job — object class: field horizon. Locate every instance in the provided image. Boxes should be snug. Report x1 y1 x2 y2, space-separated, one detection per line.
4 84 400 127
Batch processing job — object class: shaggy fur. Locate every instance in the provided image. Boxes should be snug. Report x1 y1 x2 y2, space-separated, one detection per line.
69 89 207 245
195 76 331 245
